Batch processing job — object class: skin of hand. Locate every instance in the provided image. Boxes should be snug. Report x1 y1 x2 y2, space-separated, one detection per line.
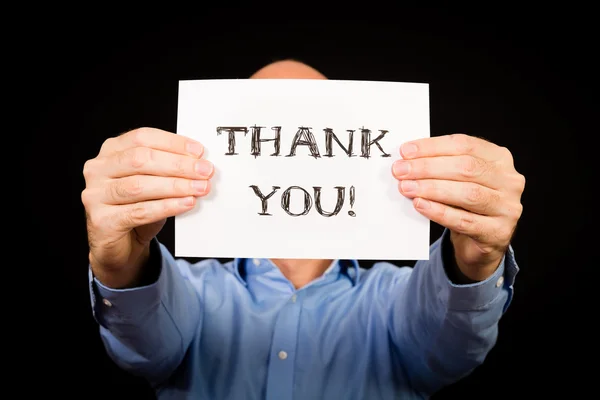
81 127 214 288
393 134 525 282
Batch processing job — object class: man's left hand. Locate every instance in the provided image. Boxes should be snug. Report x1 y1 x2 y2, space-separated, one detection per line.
392 134 525 282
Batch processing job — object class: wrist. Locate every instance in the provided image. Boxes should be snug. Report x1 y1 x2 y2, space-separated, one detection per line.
90 245 151 289
443 231 504 283
454 257 502 282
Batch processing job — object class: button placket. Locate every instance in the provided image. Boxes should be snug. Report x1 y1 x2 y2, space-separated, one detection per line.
264 292 302 399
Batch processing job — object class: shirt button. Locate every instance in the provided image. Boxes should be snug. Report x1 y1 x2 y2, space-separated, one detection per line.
278 351 288 360
496 276 504 287
291 294 297 303
253 258 260 266
103 299 112 307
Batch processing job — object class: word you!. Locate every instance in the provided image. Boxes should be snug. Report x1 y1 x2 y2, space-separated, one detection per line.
217 125 391 218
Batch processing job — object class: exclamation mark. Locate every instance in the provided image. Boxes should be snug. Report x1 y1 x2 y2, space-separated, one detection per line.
348 186 356 217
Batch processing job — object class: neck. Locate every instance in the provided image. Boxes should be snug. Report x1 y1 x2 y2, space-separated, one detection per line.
270 258 333 289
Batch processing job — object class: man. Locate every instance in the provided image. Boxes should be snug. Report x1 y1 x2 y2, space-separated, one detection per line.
82 60 525 399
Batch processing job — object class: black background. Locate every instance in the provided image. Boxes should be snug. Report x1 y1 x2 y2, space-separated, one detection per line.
25 5 595 399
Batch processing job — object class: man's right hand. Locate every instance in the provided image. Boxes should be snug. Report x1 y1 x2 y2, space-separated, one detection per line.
81 127 213 288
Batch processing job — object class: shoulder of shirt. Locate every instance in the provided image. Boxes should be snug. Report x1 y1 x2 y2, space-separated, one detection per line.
355 260 413 284
173 257 238 281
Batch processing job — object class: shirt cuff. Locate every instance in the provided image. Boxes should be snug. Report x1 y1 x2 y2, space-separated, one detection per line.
88 239 168 327
432 229 519 312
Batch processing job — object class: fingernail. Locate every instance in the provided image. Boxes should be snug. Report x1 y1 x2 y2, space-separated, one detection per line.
393 161 410 177
186 142 204 157
401 143 418 158
401 180 418 192
180 196 195 206
415 198 431 209
191 180 208 193
195 160 213 177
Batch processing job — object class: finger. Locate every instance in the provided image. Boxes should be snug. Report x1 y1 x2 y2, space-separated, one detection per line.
99 175 211 205
101 147 214 179
412 197 503 243
99 127 204 158
400 134 500 160
113 196 197 232
392 155 500 189
398 179 504 216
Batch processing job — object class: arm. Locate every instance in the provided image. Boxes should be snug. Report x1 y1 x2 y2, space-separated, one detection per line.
89 239 202 386
390 134 525 393
81 128 213 384
388 229 519 395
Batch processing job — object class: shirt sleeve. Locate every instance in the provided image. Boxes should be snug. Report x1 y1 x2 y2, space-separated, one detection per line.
388 229 519 395
88 239 202 386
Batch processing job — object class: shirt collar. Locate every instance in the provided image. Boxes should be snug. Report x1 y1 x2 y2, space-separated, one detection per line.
231 258 360 287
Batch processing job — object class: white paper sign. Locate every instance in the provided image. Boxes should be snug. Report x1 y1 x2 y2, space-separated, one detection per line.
175 79 430 260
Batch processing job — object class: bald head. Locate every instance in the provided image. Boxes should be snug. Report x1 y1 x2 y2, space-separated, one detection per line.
250 60 326 80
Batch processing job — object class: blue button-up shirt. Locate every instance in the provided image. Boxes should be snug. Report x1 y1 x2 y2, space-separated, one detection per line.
89 230 518 399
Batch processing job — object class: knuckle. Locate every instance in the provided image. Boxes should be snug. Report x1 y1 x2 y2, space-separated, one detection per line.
130 127 152 147
420 180 434 196
128 204 149 225
173 178 187 195
86 210 105 231
498 146 514 164
490 190 502 208
113 177 143 199
129 147 152 169
516 173 526 192
450 133 474 153
173 156 188 175
459 155 480 178
81 189 93 207
439 204 451 223
99 137 116 154
413 159 428 177
426 181 446 201
457 213 475 233
438 204 449 222
509 203 523 221
497 225 514 242
82 159 95 179
168 134 181 153
83 158 105 180
465 184 484 205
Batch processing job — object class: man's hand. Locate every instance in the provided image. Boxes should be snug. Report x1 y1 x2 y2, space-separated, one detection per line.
81 127 213 288
392 134 525 282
